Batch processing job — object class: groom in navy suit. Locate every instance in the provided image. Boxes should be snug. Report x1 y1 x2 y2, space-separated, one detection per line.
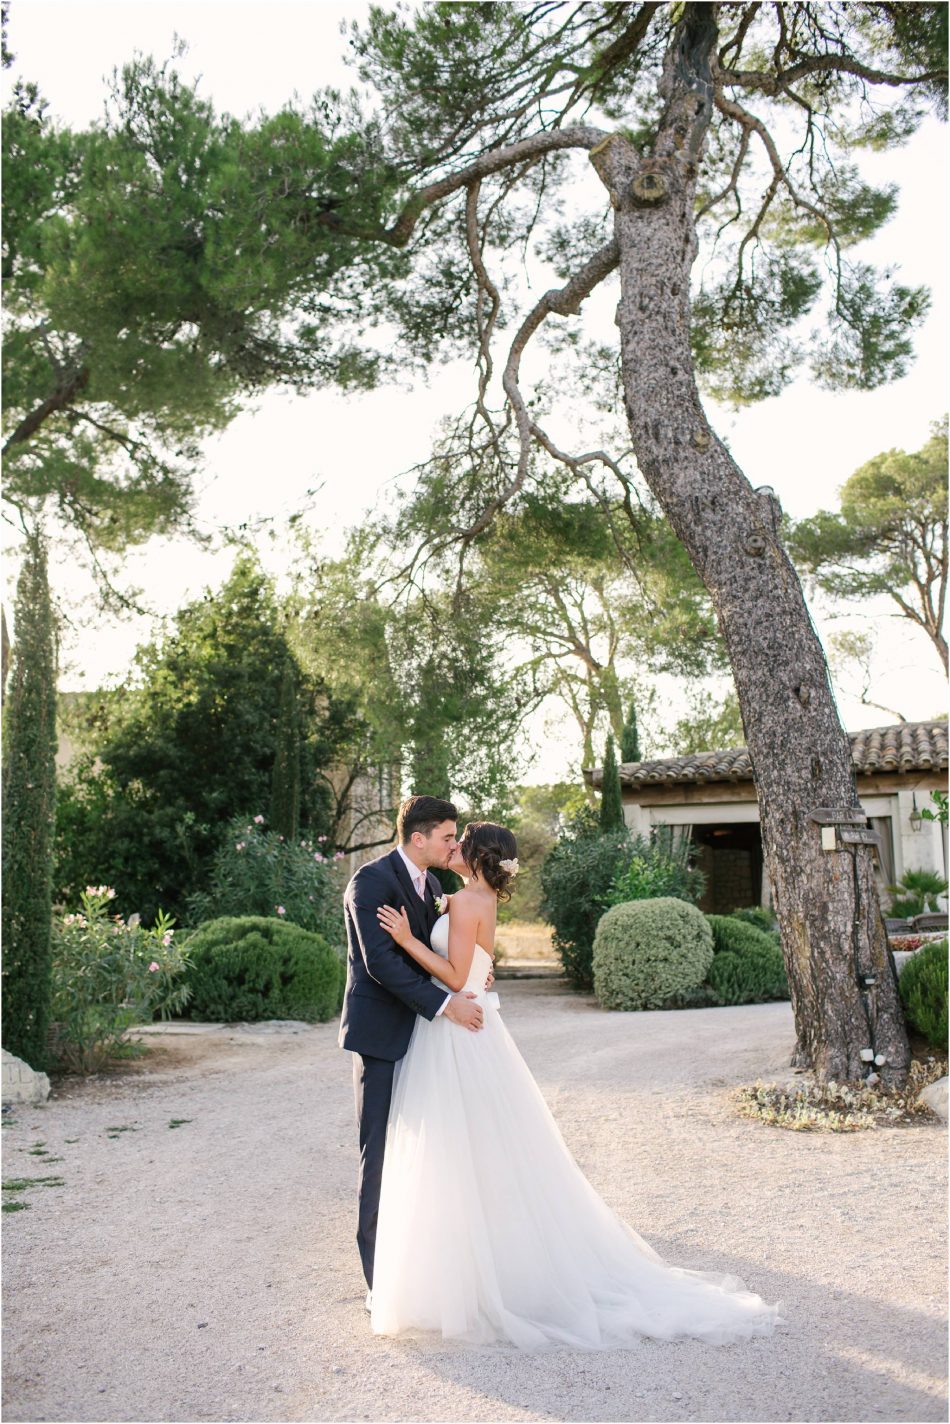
339 794 485 1301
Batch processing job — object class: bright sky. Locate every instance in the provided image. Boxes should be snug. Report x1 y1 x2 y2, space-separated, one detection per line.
4 1 948 783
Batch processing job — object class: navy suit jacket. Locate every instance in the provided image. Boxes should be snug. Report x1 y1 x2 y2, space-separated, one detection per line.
338 848 449 1061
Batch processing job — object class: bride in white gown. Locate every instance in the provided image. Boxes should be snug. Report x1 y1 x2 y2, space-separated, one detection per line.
372 821 784 1350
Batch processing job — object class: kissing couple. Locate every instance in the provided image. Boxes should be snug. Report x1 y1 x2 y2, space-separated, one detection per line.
339 794 784 1349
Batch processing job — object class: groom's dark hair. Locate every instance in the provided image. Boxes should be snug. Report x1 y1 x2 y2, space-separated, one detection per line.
397 795 458 843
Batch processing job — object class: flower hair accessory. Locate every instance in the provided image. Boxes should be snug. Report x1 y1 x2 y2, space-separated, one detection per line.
499 857 520 876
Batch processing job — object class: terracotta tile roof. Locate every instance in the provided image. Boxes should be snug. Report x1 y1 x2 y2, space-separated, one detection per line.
587 720 948 790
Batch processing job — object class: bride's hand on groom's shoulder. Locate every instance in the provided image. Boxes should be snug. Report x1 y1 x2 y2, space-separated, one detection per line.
376 903 413 949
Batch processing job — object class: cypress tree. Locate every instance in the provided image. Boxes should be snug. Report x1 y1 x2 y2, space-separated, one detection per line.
620 699 640 763
599 734 625 833
269 660 300 841
2 534 58 1069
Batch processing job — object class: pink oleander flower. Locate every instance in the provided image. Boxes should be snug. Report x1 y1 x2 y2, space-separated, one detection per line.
314 852 325 863
334 851 345 861
148 962 160 973
253 814 265 824
235 841 246 851
276 905 286 916
162 932 173 947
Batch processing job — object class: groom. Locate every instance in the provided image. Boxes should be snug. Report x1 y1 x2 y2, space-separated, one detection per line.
339 794 486 1304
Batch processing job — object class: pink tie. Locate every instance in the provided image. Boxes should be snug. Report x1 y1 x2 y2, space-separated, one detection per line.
414 873 426 901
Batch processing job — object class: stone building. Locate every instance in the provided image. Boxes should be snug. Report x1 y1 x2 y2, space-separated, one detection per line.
586 719 948 916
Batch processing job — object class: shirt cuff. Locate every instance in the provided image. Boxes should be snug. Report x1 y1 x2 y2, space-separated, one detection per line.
435 993 451 1017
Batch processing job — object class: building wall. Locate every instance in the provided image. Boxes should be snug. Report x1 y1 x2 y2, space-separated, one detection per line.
622 782 948 911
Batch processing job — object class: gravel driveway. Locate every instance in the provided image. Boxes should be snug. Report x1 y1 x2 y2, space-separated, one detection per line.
2 981 946 1423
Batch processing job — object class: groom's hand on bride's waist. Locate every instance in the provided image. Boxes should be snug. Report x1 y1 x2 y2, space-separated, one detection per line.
443 992 484 1031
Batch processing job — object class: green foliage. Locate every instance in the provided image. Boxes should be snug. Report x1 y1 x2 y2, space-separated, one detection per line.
53 556 351 924
187 816 345 948
706 948 790 1006
2 54 398 567
620 700 640 762
729 905 778 933
598 734 624 833
181 916 343 1024
540 815 632 989
499 782 584 924
706 914 780 958
898 939 949 1048
887 868 949 917
49 886 190 1074
665 689 745 755
1 534 57 1069
603 827 706 909
921 790 949 825
592 897 715 1011
789 420 948 670
269 662 301 842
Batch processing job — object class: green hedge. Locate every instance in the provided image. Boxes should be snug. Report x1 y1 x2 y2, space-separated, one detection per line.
592 897 714 1011
707 948 789 1005
540 825 633 989
706 914 779 959
181 916 344 1024
899 938 948 1049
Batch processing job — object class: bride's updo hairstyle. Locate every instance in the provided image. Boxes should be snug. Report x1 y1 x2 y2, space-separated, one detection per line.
458 822 519 901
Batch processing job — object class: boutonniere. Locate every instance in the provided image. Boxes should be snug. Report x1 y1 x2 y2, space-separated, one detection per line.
434 894 449 915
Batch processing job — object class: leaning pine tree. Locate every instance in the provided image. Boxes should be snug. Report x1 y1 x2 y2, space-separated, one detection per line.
282 1 945 1084
1 533 58 1069
599 734 625 834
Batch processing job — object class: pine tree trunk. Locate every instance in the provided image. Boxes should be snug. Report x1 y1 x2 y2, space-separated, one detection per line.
591 6 909 1083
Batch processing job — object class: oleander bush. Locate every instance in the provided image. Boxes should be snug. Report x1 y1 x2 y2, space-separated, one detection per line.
898 938 948 1049
602 825 706 911
592 897 714 1011
540 813 633 989
49 886 191 1074
706 947 789 1006
187 816 345 949
706 914 779 958
181 916 344 1024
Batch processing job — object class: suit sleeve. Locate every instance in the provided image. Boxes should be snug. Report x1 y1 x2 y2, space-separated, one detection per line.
348 865 449 1021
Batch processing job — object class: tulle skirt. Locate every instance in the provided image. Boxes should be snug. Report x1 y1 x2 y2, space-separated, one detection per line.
370 996 785 1350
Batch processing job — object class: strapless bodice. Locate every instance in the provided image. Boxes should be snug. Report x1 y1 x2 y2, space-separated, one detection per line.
430 913 496 998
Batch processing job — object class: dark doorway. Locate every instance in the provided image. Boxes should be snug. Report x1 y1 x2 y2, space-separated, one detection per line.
690 822 764 914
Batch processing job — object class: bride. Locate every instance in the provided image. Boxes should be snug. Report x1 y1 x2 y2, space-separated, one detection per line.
373 820 785 1350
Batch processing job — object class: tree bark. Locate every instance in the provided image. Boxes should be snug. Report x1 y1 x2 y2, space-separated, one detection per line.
591 5 910 1084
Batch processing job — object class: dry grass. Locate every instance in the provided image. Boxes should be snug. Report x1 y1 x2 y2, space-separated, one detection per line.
493 919 556 962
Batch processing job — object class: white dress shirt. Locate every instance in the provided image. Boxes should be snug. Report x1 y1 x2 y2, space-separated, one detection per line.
395 845 450 1017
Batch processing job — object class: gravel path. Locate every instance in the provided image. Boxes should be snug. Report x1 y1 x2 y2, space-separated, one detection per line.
2 981 946 1423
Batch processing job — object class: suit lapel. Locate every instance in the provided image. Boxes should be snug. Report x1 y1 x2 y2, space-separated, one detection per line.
388 849 429 944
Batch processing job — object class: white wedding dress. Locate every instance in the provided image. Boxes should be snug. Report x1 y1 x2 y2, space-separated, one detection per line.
370 914 784 1349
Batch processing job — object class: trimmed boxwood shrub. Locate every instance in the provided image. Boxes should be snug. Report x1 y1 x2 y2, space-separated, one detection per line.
181 916 343 1023
706 914 779 958
707 948 789 1006
899 938 948 1049
592 897 714 1011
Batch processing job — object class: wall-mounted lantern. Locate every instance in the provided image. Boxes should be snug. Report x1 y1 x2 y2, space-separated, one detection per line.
909 793 923 833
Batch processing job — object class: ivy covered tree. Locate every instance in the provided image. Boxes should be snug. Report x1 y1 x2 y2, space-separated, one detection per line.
790 418 948 673
2 533 57 1068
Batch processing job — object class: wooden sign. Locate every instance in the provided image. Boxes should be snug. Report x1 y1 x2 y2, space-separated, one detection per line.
807 807 868 826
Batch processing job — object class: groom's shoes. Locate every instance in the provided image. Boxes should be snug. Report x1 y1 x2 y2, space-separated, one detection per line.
364 1290 372 1313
